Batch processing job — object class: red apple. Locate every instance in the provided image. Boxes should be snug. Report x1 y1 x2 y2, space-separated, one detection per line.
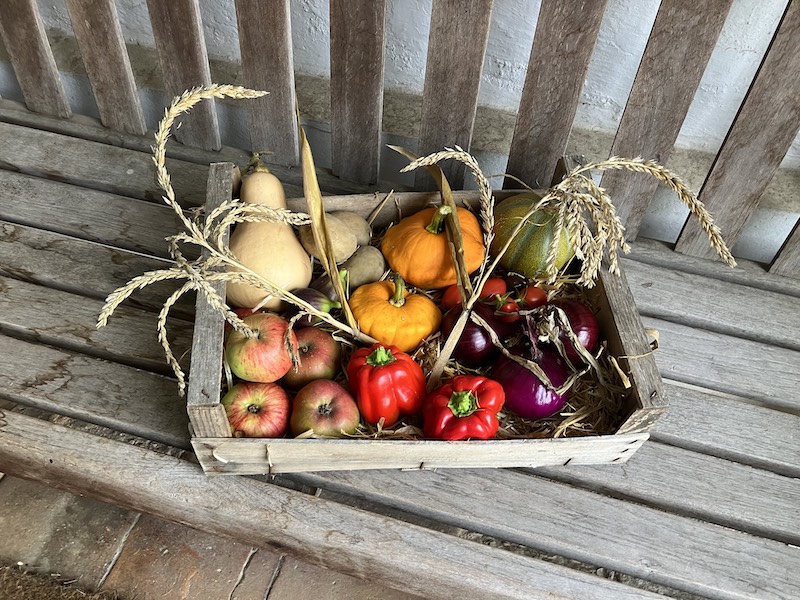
224 307 263 337
222 382 290 438
281 327 342 390
290 379 360 438
225 312 298 383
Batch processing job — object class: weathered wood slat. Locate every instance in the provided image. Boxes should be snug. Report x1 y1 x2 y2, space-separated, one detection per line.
187 163 231 438
146 0 221 151
0 410 665 600
623 258 800 350
0 99 357 197
415 0 494 190
293 464 799 600
0 170 180 258
0 276 192 374
329 0 387 184
654 382 800 478
0 335 189 449
538 440 800 546
234 0 299 166
644 316 800 409
599 0 733 236
627 238 800 298
64 0 146 135
0 0 71 118
0 220 193 317
674 0 800 261
770 219 800 277
505 0 607 189
0 121 209 205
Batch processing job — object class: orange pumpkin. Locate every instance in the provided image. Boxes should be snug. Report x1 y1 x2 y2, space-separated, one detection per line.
349 274 442 353
380 206 485 289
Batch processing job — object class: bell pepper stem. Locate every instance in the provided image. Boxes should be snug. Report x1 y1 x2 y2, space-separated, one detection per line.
448 390 479 417
389 273 406 307
425 205 453 234
366 345 396 367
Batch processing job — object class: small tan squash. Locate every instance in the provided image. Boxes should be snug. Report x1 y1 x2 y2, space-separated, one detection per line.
226 161 312 310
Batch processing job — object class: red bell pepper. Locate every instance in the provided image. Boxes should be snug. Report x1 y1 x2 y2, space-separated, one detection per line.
346 343 426 427
423 375 505 440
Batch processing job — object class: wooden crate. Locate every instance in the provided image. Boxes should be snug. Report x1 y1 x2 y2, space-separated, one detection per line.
187 163 667 475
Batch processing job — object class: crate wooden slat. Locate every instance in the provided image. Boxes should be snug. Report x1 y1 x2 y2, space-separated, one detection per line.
64 0 146 135
0 0 71 118
234 0 299 166
146 0 220 151
186 163 664 474
674 0 800 261
329 0 387 185
598 0 733 236
770 221 800 276
415 0 494 190
505 0 607 189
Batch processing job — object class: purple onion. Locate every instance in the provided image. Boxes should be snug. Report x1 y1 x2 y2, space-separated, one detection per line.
441 302 519 368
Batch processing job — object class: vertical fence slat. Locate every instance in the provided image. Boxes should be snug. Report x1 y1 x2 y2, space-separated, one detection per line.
415 0 494 190
235 0 299 166
146 0 220 151
769 221 800 277
0 0 71 118
329 0 387 185
674 0 800 261
65 0 146 136
599 0 733 237
504 0 607 189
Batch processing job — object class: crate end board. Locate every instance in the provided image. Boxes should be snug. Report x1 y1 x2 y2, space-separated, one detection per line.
185 179 667 474
191 433 650 475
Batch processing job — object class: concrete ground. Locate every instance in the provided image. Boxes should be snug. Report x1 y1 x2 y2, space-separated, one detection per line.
0 472 423 600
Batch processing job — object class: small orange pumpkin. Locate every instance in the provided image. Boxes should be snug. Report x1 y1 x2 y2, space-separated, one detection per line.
381 205 485 289
349 274 442 353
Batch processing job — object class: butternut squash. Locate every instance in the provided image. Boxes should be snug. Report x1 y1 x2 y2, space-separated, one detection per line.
226 162 312 310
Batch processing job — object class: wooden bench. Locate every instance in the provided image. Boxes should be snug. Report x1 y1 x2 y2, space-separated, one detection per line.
1 1 798 598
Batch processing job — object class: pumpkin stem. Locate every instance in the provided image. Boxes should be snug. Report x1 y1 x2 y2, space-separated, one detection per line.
389 272 407 307
246 152 272 175
425 205 453 234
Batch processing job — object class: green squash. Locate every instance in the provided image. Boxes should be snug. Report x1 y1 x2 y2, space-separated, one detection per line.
490 192 574 278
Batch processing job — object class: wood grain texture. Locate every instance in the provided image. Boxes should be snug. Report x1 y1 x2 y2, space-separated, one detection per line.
0 335 189 448
0 170 182 259
536 440 800 547
674 0 800 260
505 0 607 189
0 410 665 600
329 0 387 184
623 258 800 350
0 121 208 205
146 0 220 151
0 275 192 374
186 163 231 438
0 221 193 317
193 434 646 474
0 0 71 117
644 316 800 410
293 466 800 600
770 218 800 276
415 0 494 190
64 0 146 135
599 0 733 237
234 0 299 165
